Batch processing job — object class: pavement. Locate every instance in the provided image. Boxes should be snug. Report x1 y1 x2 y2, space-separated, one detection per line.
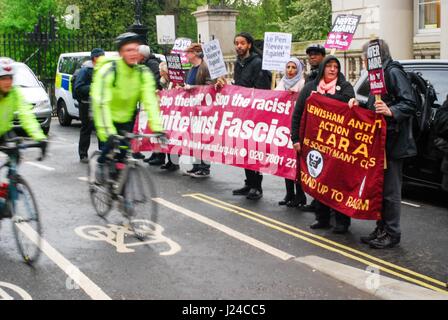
0 121 447 300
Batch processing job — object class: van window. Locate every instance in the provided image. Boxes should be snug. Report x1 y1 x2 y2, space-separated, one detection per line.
58 56 89 74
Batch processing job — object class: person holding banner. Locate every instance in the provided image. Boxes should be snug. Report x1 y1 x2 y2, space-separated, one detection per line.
350 39 417 249
275 57 307 208
217 32 272 200
291 55 355 233
183 43 214 178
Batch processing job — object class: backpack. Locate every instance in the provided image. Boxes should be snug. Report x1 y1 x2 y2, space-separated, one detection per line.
406 71 438 134
93 56 144 88
71 68 81 100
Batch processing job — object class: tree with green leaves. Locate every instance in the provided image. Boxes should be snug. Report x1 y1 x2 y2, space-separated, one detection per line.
277 0 332 42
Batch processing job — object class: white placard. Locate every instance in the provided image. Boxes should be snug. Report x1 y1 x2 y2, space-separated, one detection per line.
262 32 292 71
202 39 227 79
156 15 176 45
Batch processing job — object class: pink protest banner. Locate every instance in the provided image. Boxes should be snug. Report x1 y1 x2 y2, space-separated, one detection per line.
324 14 361 51
299 93 386 220
166 54 185 84
367 39 388 95
133 85 299 180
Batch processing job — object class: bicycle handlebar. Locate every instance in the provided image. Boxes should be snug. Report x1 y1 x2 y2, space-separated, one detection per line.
0 137 47 161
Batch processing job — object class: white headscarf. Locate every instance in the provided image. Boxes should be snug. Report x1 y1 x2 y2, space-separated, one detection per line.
281 57 304 90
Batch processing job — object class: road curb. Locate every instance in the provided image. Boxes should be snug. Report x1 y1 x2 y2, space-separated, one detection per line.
295 255 448 300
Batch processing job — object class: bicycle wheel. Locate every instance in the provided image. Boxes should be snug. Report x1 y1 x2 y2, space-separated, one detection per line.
11 176 42 264
123 164 158 240
88 151 113 218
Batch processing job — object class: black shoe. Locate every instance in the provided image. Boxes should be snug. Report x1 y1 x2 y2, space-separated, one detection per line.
191 170 210 178
80 156 89 164
369 232 400 249
132 152 145 160
246 188 263 200
233 185 251 196
309 221 331 229
333 224 349 234
278 195 293 206
360 227 384 244
148 158 165 166
287 196 306 208
183 168 200 176
161 162 179 171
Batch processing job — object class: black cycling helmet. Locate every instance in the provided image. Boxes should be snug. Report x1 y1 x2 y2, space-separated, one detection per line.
306 44 326 56
115 32 142 49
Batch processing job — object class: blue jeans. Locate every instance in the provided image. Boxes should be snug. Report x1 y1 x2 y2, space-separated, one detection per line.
97 121 134 164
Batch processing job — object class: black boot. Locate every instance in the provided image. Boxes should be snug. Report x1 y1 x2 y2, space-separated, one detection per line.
369 232 400 249
310 220 331 229
233 180 251 196
246 188 263 200
360 226 384 244
279 194 293 205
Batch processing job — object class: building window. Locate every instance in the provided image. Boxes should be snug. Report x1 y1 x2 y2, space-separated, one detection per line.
418 0 441 30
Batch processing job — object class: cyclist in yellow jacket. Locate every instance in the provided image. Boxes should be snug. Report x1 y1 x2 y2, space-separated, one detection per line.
0 58 47 144
90 33 165 182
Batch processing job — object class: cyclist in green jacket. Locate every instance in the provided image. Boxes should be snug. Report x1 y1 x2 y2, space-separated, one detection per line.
90 33 165 182
0 58 47 144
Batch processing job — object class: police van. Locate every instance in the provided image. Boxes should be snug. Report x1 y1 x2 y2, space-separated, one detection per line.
55 51 118 126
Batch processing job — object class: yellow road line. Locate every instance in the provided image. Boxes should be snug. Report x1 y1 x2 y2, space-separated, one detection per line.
184 193 448 293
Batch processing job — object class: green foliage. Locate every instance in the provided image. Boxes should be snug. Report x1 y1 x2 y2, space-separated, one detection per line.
0 0 62 33
278 0 332 42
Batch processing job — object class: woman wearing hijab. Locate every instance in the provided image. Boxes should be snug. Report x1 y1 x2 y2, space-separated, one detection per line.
291 55 355 234
275 58 307 207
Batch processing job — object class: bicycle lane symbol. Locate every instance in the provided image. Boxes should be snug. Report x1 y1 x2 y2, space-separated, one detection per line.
74 221 181 255
0 282 32 300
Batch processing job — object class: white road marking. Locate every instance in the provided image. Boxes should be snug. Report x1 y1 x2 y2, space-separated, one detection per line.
153 198 294 261
296 255 448 300
75 223 181 255
401 201 421 208
24 161 55 171
15 222 111 300
78 177 88 182
0 282 32 300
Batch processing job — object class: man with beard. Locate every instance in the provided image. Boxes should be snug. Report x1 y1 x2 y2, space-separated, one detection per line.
216 32 271 200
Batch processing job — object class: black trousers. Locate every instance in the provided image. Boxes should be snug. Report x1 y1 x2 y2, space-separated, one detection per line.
284 178 306 201
377 159 403 238
244 169 263 190
78 102 100 158
315 201 351 226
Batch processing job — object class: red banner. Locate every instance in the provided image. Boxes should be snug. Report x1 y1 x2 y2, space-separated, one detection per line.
299 93 386 220
134 85 299 180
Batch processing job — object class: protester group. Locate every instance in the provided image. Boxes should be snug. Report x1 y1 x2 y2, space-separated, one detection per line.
73 27 422 250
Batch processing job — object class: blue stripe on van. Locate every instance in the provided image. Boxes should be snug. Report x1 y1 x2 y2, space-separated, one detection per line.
61 75 70 91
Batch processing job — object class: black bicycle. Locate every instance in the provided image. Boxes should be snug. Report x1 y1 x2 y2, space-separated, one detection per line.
88 132 166 240
0 137 46 264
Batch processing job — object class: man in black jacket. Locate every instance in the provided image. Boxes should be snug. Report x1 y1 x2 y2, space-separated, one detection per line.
304 44 326 84
218 32 271 200
74 48 104 163
351 39 417 249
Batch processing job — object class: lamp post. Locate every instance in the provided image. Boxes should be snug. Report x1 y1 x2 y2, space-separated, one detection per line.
127 0 149 44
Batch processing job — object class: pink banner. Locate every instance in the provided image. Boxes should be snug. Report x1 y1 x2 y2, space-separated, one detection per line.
133 85 299 180
324 14 361 51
